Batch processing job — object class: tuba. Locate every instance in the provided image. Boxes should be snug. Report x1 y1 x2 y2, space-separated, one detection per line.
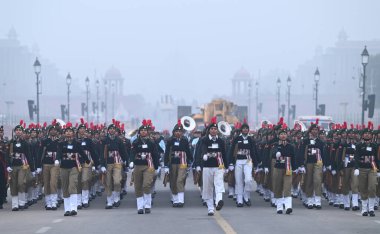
217 121 232 136
180 116 196 132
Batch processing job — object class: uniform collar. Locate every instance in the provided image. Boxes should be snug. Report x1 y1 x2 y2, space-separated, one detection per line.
209 134 218 140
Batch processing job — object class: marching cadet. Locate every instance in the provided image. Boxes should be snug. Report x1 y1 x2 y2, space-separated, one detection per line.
27 124 41 206
0 126 8 209
100 120 127 209
271 123 296 214
291 128 303 198
119 125 131 198
38 119 61 210
57 122 89 216
196 117 227 216
339 125 359 211
129 119 160 214
164 120 192 207
76 119 100 208
297 119 325 209
7 121 32 211
355 122 379 217
229 121 257 207
261 127 276 203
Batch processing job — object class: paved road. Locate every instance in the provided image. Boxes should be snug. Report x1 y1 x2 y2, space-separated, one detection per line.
1 173 380 234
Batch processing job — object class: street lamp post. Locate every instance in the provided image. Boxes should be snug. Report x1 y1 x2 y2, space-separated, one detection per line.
287 76 291 124
314 68 320 115
255 81 259 127
361 46 369 125
96 80 100 124
276 78 281 119
66 73 72 122
85 77 90 121
33 58 41 124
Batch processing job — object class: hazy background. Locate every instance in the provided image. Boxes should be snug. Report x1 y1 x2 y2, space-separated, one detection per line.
1 0 380 130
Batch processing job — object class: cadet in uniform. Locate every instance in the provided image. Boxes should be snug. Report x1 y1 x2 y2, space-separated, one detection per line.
164 120 192 207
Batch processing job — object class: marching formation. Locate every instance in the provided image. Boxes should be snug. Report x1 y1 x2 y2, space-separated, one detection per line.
0 117 379 218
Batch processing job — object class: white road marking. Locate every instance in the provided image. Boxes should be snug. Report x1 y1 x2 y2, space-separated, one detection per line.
52 219 63 223
35 227 51 233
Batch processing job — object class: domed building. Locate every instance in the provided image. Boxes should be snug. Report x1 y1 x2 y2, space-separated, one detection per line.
231 67 253 104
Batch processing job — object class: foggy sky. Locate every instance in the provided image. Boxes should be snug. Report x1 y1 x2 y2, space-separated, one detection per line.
1 0 380 103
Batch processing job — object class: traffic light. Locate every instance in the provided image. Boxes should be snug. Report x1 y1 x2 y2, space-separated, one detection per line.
27 100 35 121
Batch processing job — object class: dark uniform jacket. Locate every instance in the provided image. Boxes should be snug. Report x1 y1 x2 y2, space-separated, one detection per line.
130 137 159 169
164 136 192 167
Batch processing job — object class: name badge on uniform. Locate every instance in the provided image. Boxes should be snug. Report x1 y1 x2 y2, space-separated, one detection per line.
174 142 180 146
81 142 86 146
142 144 148 149
366 147 372 152
67 145 73 149
351 144 356 149
311 149 317 154
211 143 219 149
243 140 248 144
15 143 21 147
310 140 315 145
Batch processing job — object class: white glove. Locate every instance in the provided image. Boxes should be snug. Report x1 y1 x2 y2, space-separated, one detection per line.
36 168 42 174
264 167 269 175
326 165 331 171
256 167 263 172
196 166 201 172
377 172 380 178
228 164 234 171
155 168 160 175
322 166 326 173
100 167 106 173
54 160 60 166
7 167 12 173
164 167 169 174
129 162 134 169
203 154 208 161
92 166 96 172
32 171 36 177
354 169 359 176
294 168 299 174
276 152 281 159
298 167 306 174
331 170 336 176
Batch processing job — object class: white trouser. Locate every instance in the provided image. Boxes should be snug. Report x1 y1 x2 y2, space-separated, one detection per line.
18 192 26 206
172 194 179 204
136 197 144 210
113 191 120 203
12 196 19 208
202 167 225 204
362 199 368 214
343 194 350 208
284 196 292 210
107 196 114 206
45 194 52 207
314 196 321 206
82 190 89 204
27 187 33 201
228 186 235 196
369 198 375 212
235 160 253 204
352 194 359 207
178 192 185 203
206 199 214 213
77 194 82 205
70 194 78 212
276 197 284 211
64 198 70 212
143 193 152 209
51 194 58 207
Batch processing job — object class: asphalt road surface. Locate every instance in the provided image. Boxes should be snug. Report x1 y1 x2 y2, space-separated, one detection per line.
1 173 380 234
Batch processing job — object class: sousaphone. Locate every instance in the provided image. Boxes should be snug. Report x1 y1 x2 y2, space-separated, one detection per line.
217 121 232 136
181 116 196 131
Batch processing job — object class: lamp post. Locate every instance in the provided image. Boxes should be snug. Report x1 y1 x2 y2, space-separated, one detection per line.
287 76 291 124
314 68 320 115
276 77 281 119
255 81 259 127
85 77 90 121
66 73 72 122
361 46 369 125
96 79 100 124
33 58 41 124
